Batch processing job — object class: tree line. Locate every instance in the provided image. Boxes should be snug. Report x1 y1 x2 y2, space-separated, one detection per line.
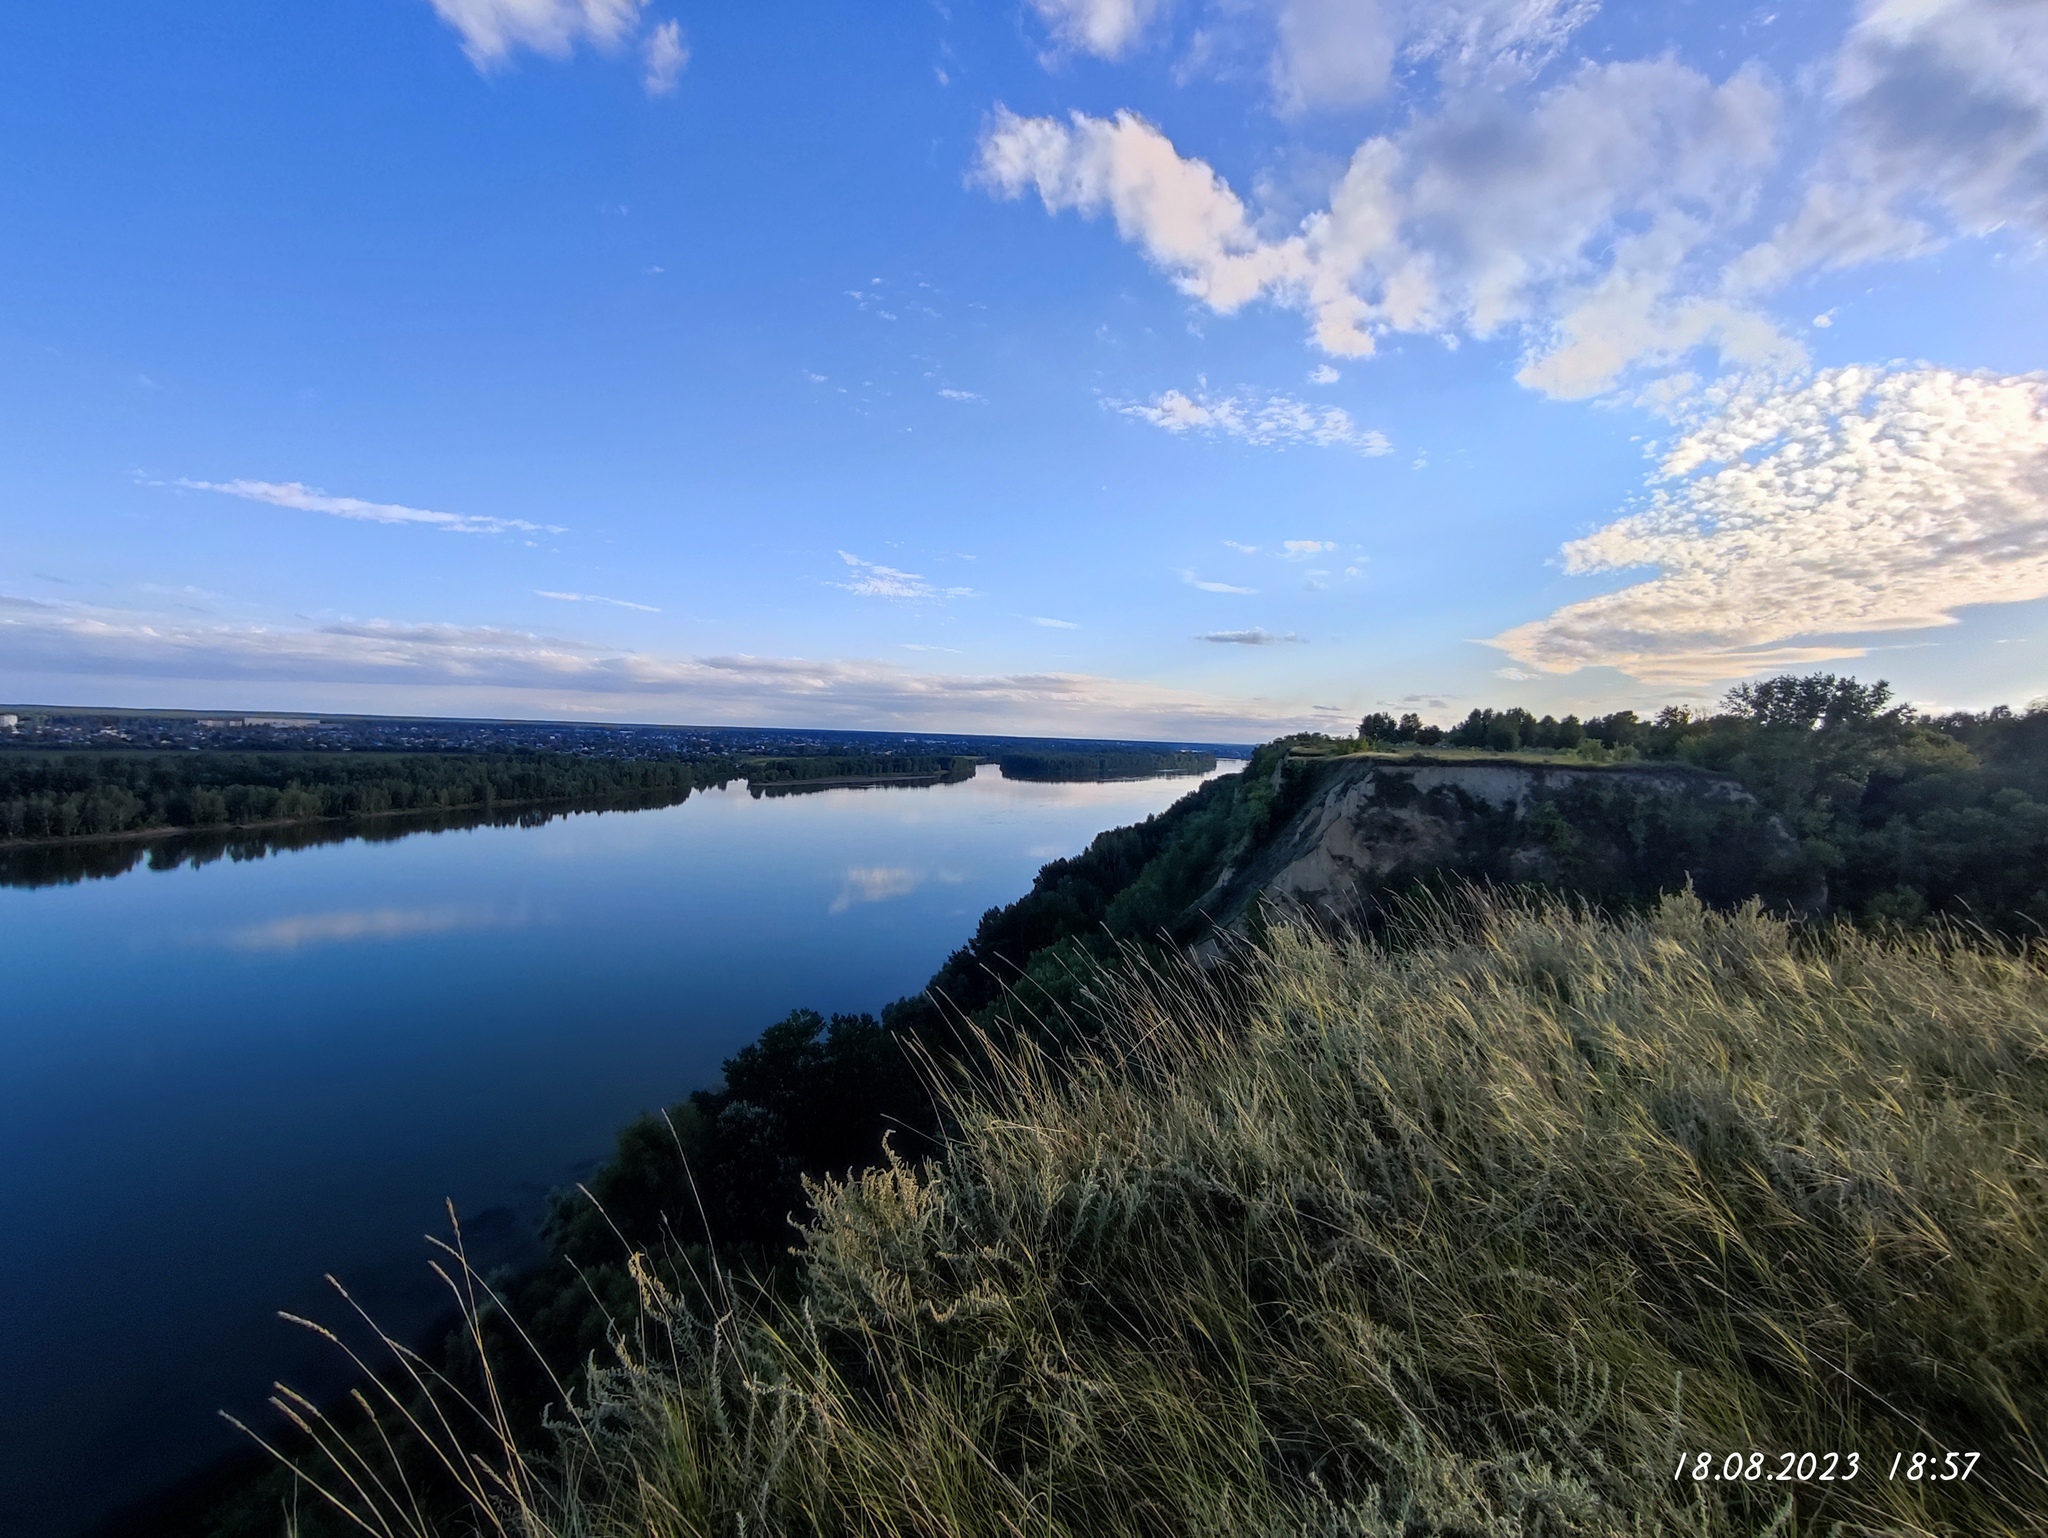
742 754 977 785
0 749 992 845
1362 676 2048 932
997 750 1217 781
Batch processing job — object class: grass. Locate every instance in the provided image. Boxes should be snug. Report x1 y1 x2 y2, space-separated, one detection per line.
260 891 2048 1536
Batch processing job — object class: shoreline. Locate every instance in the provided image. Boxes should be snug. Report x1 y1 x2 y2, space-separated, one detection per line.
749 771 961 795
0 784 701 855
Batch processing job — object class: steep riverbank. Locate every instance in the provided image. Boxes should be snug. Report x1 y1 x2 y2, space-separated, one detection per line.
1196 750 1818 933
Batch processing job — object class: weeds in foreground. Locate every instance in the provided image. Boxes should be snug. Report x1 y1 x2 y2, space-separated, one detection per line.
253 892 2048 1536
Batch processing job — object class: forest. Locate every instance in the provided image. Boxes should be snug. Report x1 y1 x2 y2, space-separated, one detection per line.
0 750 709 842
741 753 978 786
0 749 989 845
1361 675 2048 932
996 749 1218 781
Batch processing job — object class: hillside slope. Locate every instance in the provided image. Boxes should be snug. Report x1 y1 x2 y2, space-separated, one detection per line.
290 894 2048 1538
1199 752 1818 933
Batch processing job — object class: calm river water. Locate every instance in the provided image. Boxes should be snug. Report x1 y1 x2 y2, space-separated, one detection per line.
0 763 1239 1536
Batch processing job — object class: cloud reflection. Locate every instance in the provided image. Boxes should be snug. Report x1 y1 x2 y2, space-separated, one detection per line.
223 903 524 952
829 867 921 914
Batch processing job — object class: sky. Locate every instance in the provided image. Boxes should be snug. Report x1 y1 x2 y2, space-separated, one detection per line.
1 0 2045 739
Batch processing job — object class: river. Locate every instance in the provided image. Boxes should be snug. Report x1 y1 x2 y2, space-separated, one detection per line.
0 762 1239 1536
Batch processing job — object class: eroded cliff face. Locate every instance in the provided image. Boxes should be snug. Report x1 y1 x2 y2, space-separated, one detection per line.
1200 754 1816 930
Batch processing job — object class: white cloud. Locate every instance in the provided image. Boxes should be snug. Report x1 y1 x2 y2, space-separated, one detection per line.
0 599 1318 735
1027 0 1168 59
1112 387 1391 453
1084 0 1591 110
1836 0 2048 239
1223 540 1259 553
991 1 2044 401
833 551 973 601
1491 366 2048 684
1727 0 2048 294
1268 0 1399 114
938 387 986 402
1179 570 1258 593
642 18 688 94
977 108 1302 316
174 478 558 536
1280 539 1335 557
979 64 1795 397
428 0 645 68
1199 628 1304 643
1032 616 1080 628
1308 364 1340 384
1400 0 1597 87
536 589 659 612
1718 0 2048 289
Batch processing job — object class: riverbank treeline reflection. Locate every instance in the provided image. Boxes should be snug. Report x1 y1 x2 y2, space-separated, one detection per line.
0 794 700 889
0 750 995 884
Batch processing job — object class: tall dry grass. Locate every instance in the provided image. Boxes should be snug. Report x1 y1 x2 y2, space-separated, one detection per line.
262 892 2048 1536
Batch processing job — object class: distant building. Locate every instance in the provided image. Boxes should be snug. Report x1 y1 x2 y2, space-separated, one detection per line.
0 714 17 730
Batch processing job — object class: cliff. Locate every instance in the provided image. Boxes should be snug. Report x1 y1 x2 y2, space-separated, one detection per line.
1197 751 1818 933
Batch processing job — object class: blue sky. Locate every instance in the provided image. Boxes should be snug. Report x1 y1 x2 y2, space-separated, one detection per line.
2 0 2044 737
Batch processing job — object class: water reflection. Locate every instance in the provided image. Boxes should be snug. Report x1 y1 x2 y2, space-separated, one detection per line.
0 764 1238 1537
0 790 698 889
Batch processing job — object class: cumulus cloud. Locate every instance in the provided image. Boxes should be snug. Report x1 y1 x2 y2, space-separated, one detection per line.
833 552 973 601
1835 0 2048 238
1112 388 1391 453
1727 0 2048 289
428 0 645 68
536 589 659 611
175 478 558 536
1280 539 1336 557
1027 0 1168 59
1032 616 1080 628
1267 0 1400 113
1198 628 1303 643
0 599 1319 734
979 64 1796 397
642 18 688 94
1491 366 2048 684
988 0 2045 397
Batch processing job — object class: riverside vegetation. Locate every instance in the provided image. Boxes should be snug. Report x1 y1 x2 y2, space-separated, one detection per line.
148 677 2048 1537
996 749 1218 782
0 750 980 846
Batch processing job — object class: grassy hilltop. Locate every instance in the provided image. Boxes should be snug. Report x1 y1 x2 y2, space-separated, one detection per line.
258 896 2048 1536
